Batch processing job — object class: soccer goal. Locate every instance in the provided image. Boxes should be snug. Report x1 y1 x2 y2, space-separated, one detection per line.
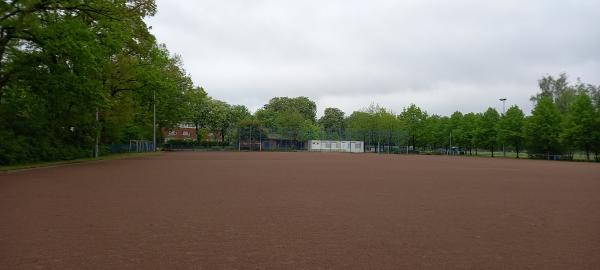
129 140 154 152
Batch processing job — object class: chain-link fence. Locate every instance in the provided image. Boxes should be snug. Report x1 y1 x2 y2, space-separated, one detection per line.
160 127 599 161
164 127 413 153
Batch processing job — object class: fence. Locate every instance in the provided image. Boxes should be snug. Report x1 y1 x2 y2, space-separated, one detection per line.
160 127 599 161
166 127 415 153
128 140 154 153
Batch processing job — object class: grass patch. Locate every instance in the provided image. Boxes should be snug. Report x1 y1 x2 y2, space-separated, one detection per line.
0 152 162 172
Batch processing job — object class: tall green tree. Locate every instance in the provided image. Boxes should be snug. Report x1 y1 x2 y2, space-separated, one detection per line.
423 115 450 150
213 104 251 143
319 107 345 132
0 0 182 164
254 108 277 129
461 113 479 155
373 107 400 152
345 111 374 142
479 108 500 157
398 104 427 150
497 106 525 158
207 100 230 142
274 110 309 142
588 85 600 109
593 111 600 161
531 73 578 113
255 96 317 134
185 87 209 142
262 97 317 123
449 111 465 149
561 94 597 160
524 96 563 157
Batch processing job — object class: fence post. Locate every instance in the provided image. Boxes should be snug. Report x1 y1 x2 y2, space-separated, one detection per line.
249 127 253 152
406 131 409 154
388 130 392 154
259 129 262 152
349 129 352 153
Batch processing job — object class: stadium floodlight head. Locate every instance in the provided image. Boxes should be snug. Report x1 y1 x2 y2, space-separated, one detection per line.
499 98 507 114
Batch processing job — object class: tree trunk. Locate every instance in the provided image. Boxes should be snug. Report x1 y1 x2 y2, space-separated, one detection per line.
586 147 590 161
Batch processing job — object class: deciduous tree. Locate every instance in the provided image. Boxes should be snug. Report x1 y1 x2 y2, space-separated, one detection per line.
561 94 597 160
524 96 563 157
319 107 345 132
497 106 525 158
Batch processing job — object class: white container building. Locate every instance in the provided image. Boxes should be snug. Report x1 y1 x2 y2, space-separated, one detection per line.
307 140 364 153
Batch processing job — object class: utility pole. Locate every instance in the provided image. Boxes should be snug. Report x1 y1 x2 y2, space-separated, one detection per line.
500 98 507 157
153 90 157 152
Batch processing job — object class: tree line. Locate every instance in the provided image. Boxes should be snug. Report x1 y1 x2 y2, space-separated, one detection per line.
1 2 599 164
0 0 195 164
189 74 600 161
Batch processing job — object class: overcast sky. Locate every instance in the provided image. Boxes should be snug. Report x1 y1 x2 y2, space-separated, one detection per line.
145 0 600 117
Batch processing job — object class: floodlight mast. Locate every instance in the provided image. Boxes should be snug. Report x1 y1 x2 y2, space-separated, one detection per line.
499 98 507 115
499 98 507 157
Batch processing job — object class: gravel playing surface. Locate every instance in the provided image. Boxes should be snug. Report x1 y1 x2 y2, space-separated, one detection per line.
1 152 599 269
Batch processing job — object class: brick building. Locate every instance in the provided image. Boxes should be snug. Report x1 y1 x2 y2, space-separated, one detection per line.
162 124 223 143
162 124 197 143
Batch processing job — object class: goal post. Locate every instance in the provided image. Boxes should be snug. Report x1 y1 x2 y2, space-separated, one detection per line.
129 140 153 153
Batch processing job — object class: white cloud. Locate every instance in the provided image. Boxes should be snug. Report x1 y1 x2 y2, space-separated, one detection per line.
145 0 600 116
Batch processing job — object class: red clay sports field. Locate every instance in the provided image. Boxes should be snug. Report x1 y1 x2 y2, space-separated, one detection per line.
1 152 599 269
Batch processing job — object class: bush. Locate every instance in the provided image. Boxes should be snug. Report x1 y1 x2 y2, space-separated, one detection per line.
0 131 33 165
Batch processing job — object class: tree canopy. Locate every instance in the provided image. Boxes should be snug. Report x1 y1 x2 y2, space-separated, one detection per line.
319 107 345 131
0 2 598 164
0 0 192 164
497 106 526 157
524 96 563 156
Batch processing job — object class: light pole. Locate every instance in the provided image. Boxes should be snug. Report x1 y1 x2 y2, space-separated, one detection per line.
499 98 507 157
95 108 99 158
449 131 452 155
153 90 156 152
